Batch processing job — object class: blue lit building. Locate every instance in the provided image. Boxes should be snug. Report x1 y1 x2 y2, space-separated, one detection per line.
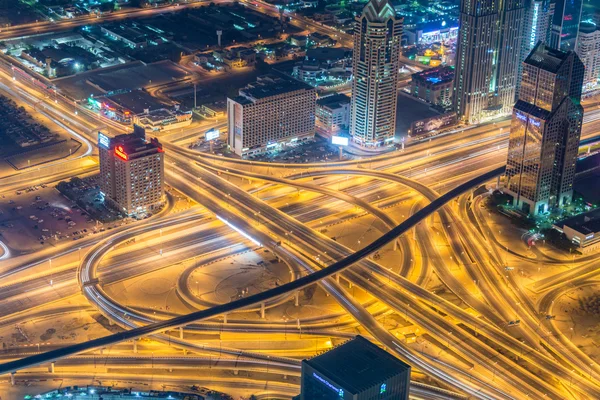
297 336 411 400
411 66 454 108
551 0 584 52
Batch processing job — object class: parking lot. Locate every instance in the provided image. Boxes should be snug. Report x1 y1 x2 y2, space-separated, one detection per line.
0 184 125 254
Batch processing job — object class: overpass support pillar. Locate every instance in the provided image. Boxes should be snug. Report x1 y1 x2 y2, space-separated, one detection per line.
179 327 184 339
294 291 300 307
183 348 187 355
133 339 138 354
394 239 398 251
588 145 592 154
335 274 340 283
289 270 294 282
496 175 501 189
234 369 239 375
10 372 15 386
260 302 265 319
223 314 227 324
49 362 55 373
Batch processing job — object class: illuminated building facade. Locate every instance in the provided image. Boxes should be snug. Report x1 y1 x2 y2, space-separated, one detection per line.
519 0 554 85
350 0 403 147
550 0 584 52
316 94 351 135
227 74 316 158
453 0 525 124
504 43 584 215
576 21 600 92
298 336 410 400
98 127 164 216
411 66 454 108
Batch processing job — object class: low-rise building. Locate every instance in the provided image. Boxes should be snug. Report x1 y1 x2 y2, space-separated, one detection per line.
227 74 316 157
316 94 351 134
410 66 454 108
89 90 191 131
553 209 600 254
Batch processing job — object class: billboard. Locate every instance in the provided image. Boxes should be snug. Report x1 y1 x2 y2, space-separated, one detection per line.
410 112 457 136
206 128 220 141
332 135 349 146
115 145 128 161
98 132 111 149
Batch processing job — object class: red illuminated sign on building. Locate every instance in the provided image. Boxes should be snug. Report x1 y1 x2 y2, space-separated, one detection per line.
115 145 128 160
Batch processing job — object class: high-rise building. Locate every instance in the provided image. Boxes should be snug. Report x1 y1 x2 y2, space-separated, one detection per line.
522 0 554 62
297 336 410 400
98 127 165 216
576 21 600 92
453 0 526 124
227 74 316 158
504 43 584 215
349 0 402 147
550 0 584 52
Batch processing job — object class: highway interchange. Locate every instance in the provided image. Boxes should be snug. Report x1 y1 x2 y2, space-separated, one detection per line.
1 2 600 399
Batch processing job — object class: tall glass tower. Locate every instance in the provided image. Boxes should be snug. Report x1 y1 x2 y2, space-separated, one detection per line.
453 0 526 124
350 0 403 147
504 43 584 215
550 0 584 52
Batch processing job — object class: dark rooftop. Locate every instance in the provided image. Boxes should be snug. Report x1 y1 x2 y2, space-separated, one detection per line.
103 90 169 115
317 93 350 109
306 47 350 62
237 74 313 102
525 42 570 74
513 99 552 120
111 132 163 159
412 65 454 85
554 207 600 235
304 336 410 394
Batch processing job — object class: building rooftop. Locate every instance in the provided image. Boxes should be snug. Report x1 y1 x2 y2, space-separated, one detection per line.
513 99 552 120
362 0 396 23
237 74 313 102
306 47 350 62
579 21 598 34
412 65 454 86
554 208 600 235
103 90 170 115
525 42 570 74
317 93 350 110
304 336 410 394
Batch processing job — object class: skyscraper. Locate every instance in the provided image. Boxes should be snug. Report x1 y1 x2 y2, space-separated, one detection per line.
576 21 600 92
350 0 402 147
550 0 584 52
453 0 526 124
522 0 554 61
504 43 584 215
517 0 554 97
